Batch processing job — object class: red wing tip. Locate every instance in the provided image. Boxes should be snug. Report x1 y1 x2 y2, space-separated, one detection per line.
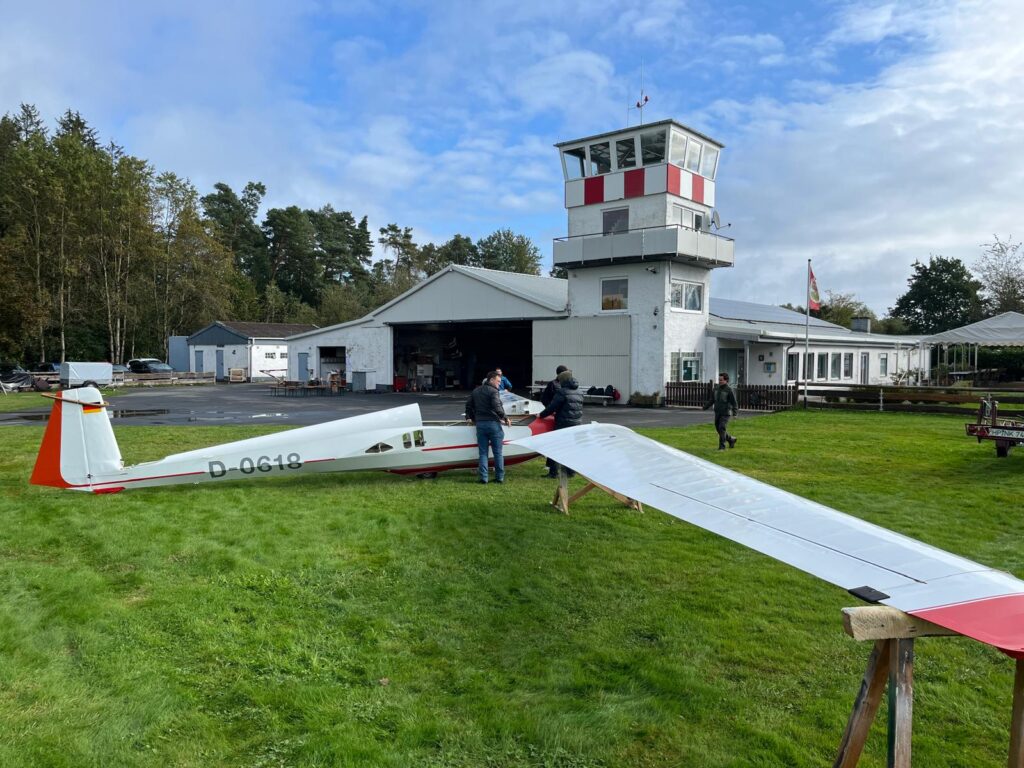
910 593 1024 658
92 487 125 494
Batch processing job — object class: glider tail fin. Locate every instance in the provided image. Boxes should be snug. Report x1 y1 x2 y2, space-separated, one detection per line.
30 387 123 491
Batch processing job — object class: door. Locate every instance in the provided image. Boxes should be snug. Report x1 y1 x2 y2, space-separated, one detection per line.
215 349 225 380
194 350 204 373
860 352 869 384
297 352 310 382
718 349 741 385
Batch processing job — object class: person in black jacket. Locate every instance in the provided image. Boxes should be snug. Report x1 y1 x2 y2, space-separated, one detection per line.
703 372 739 450
538 368 583 478
465 371 511 484
539 364 568 478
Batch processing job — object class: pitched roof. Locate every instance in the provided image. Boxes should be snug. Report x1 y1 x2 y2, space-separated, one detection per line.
448 265 568 311
216 321 319 339
709 297 843 329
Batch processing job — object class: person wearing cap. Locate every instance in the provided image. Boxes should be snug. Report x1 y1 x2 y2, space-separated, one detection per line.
538 367 583 478
465 370 512 484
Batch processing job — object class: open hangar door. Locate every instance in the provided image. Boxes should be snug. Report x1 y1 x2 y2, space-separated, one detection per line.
392 321 532 392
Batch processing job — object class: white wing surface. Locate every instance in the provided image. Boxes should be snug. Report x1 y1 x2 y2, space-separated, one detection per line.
513 423 1024 657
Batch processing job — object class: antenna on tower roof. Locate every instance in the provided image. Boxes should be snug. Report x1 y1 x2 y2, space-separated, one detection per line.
626 59 650 127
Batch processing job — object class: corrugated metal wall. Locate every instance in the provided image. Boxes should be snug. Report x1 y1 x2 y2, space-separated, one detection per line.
533 316 631 395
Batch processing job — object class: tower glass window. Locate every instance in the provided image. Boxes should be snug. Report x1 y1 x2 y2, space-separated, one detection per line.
700 146 719 179
563 146 586 179
669 128 687 166
601 278 628 311
602 208 629 235
685 139 702 172
671 280 703 311
589 141 611 175
640 129 666 165
615 138 637 169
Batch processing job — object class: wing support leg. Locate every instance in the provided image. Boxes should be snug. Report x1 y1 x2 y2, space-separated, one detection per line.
550 467 643 516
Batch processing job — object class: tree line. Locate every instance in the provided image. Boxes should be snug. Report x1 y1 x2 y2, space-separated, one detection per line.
784 240 1023 336
0 104 542 364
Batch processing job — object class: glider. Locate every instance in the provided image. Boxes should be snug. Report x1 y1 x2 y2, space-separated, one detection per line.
513 423 1024 658
30 387 551 493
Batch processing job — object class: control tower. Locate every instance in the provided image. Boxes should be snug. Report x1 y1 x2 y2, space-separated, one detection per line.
551 120 733 393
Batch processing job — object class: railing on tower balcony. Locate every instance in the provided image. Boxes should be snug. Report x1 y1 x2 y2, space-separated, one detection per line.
553 223 734 268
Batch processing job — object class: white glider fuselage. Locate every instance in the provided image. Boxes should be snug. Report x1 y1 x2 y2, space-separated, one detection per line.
31 389 551 493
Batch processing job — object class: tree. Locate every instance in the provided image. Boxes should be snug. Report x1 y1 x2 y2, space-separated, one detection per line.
889 256 985 334
420 233 479 275
201 181 268 288
476 229 541 274
263 206 322 307
974 236 1024 315
818 291 875 329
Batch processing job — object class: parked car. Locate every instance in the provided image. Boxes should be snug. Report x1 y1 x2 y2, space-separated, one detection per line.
32 361 62 373
128 358 173 374
112 363 129 374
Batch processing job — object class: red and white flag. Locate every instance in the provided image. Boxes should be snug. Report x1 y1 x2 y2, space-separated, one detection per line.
808 265 821 311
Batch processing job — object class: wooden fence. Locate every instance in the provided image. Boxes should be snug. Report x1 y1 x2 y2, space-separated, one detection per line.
663 382 797 412
799 383 1024 415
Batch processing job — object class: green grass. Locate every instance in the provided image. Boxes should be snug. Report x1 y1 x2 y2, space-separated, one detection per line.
0 390 51 413
0 410 1020 767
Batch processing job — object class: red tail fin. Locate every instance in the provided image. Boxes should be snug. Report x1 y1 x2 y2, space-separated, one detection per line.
30 397 70 488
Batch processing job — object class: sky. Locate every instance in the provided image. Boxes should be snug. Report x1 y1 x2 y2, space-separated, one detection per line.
2 0 1021 316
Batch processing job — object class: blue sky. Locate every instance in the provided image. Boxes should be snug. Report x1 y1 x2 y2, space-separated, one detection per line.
3 0 1021 315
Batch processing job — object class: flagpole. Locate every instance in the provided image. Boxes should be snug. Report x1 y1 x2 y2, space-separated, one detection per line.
804 259 810 408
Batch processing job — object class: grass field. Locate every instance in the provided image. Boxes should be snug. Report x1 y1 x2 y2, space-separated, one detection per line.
0 409 1021 767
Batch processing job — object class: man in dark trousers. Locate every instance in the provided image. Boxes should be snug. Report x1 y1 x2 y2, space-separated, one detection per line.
538 368 583 477
538 365 568 478
465 370 511 484
704 372 738 450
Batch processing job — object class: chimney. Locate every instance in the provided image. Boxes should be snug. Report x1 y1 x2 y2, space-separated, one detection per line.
851 317 871 333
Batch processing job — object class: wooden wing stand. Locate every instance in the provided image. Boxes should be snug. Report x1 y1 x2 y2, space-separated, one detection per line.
835 605 1024 768
550 465 643 516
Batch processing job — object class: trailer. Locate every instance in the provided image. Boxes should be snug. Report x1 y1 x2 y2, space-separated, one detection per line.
965 397 1024 457
59 362 113 388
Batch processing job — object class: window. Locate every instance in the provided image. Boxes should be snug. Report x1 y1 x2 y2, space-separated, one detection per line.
817 353 828 379
365 442 393 454
879 353 888 376
805 353 814 380
589 141 611 175
674 205 694 229
787 353 799 380
563 146 586 179
700 146 719 179
281 352 288 359
266 352 276 359
602 207 629 235
403 432 412 449
616 138 636 169
671 351 702 381
640 129 666 165
413 430 426 447
601 278 628 311
830 353 841 379
670 280 703 311
669 129 687 166
684 139 702 172
843 353 853 379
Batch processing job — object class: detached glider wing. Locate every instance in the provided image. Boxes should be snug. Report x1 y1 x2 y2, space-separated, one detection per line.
513 423 1024 658
31 387 551 493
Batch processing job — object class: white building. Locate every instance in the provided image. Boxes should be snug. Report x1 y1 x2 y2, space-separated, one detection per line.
188 321 317 381
287 120 926 395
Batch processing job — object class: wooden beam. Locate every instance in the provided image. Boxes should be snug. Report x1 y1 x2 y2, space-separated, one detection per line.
834 639 892 768
842 606 959 642
1009 659 1024 768
887 638 914 768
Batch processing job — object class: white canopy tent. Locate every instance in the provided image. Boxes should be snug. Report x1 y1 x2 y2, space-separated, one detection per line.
925 312 1024 346
924 312 1024 379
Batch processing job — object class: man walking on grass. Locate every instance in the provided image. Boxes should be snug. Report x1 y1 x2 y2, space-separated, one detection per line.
704 372 738 451
465 370 511 484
